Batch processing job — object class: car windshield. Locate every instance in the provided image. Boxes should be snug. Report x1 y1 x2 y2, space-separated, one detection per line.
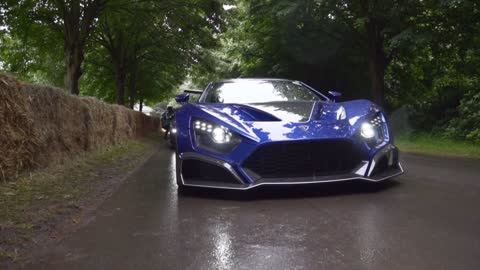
202 80 323 103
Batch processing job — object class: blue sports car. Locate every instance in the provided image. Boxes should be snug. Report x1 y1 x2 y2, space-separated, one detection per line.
173 78 403 190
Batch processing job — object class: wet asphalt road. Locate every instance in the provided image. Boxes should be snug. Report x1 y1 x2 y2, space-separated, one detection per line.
31 145 480 270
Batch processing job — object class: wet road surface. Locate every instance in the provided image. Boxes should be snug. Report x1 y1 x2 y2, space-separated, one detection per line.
30 146 480 270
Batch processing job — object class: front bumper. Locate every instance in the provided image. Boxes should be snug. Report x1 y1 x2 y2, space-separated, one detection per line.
177 143 404 190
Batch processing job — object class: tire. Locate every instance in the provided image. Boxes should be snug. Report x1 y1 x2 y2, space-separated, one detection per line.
165 131 176 150
174 148 192 195
168 132 175 149
175 154 182 186
177 184 190 194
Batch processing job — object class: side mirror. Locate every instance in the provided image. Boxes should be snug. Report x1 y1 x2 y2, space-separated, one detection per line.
328 91 342 102
175 93 190 104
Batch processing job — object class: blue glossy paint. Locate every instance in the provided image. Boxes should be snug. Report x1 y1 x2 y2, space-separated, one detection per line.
175 93 190 104
175 79 396 186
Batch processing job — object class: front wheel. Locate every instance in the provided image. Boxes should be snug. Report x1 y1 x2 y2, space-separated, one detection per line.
177 184 191 194
175 154 182 187
165 130 175 149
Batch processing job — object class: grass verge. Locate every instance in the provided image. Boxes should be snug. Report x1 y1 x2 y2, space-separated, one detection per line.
0 136 159 265
396 134 480 159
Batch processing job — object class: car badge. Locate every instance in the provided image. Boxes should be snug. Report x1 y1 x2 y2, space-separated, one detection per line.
299 125 309 131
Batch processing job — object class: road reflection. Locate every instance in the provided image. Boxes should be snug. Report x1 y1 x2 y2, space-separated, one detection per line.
210 220 233 270
172 147 399 269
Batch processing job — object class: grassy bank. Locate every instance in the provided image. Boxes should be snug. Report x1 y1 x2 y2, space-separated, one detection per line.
0 136 159 265
396 134 480 159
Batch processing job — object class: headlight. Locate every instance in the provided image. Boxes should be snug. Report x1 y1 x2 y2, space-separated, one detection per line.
360 113 387 146
211 127 232 143
360 123 375 138
193 118 241 154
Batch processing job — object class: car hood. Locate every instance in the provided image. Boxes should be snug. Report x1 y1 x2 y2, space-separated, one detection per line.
192 100 380 143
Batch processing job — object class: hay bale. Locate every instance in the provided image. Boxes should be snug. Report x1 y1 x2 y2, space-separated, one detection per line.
113 105 135 143
23 83 91 165
0 74 159 182
0 75 38 180
81 97 116 148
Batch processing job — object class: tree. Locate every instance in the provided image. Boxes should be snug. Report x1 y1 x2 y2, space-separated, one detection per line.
216 0 428 107
59 0 108 95
331 0 425 106
209 0 373 100
3 0 107 94
91 0 223 106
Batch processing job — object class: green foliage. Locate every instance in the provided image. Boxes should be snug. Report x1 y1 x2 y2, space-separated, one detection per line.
0 6 65 86
385 0 480 142
444 84 480 144
82 0 224 106
80 45 116 102
198 0 429 101
188 3 245 88
1 0 224 106
195 0 480 143
1 0 479 142
1 0 110 94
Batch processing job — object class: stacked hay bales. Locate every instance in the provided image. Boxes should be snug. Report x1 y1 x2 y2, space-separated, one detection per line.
0 75 38 180
0 74 160 181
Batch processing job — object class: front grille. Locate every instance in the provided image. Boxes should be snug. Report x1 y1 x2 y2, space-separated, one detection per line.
182 159 239 184
243 140 363 179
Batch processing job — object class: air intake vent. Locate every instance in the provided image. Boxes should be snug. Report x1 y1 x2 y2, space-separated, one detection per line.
182 159 239 184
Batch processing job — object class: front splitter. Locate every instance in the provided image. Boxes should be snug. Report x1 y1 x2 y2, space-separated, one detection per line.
180 163 404 190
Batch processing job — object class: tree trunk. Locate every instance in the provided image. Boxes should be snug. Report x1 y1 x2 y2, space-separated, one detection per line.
359 0 388 107
58 0 106 94
128 68 137 109
128 83 135 109
367 44 387 107
366 22 387 107
115 64 126 105
64 42 84 95
139 98 143 112
62 1 83 95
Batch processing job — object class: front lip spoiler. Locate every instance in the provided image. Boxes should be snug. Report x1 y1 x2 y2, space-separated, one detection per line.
178 151 404 190
181 164 404 190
